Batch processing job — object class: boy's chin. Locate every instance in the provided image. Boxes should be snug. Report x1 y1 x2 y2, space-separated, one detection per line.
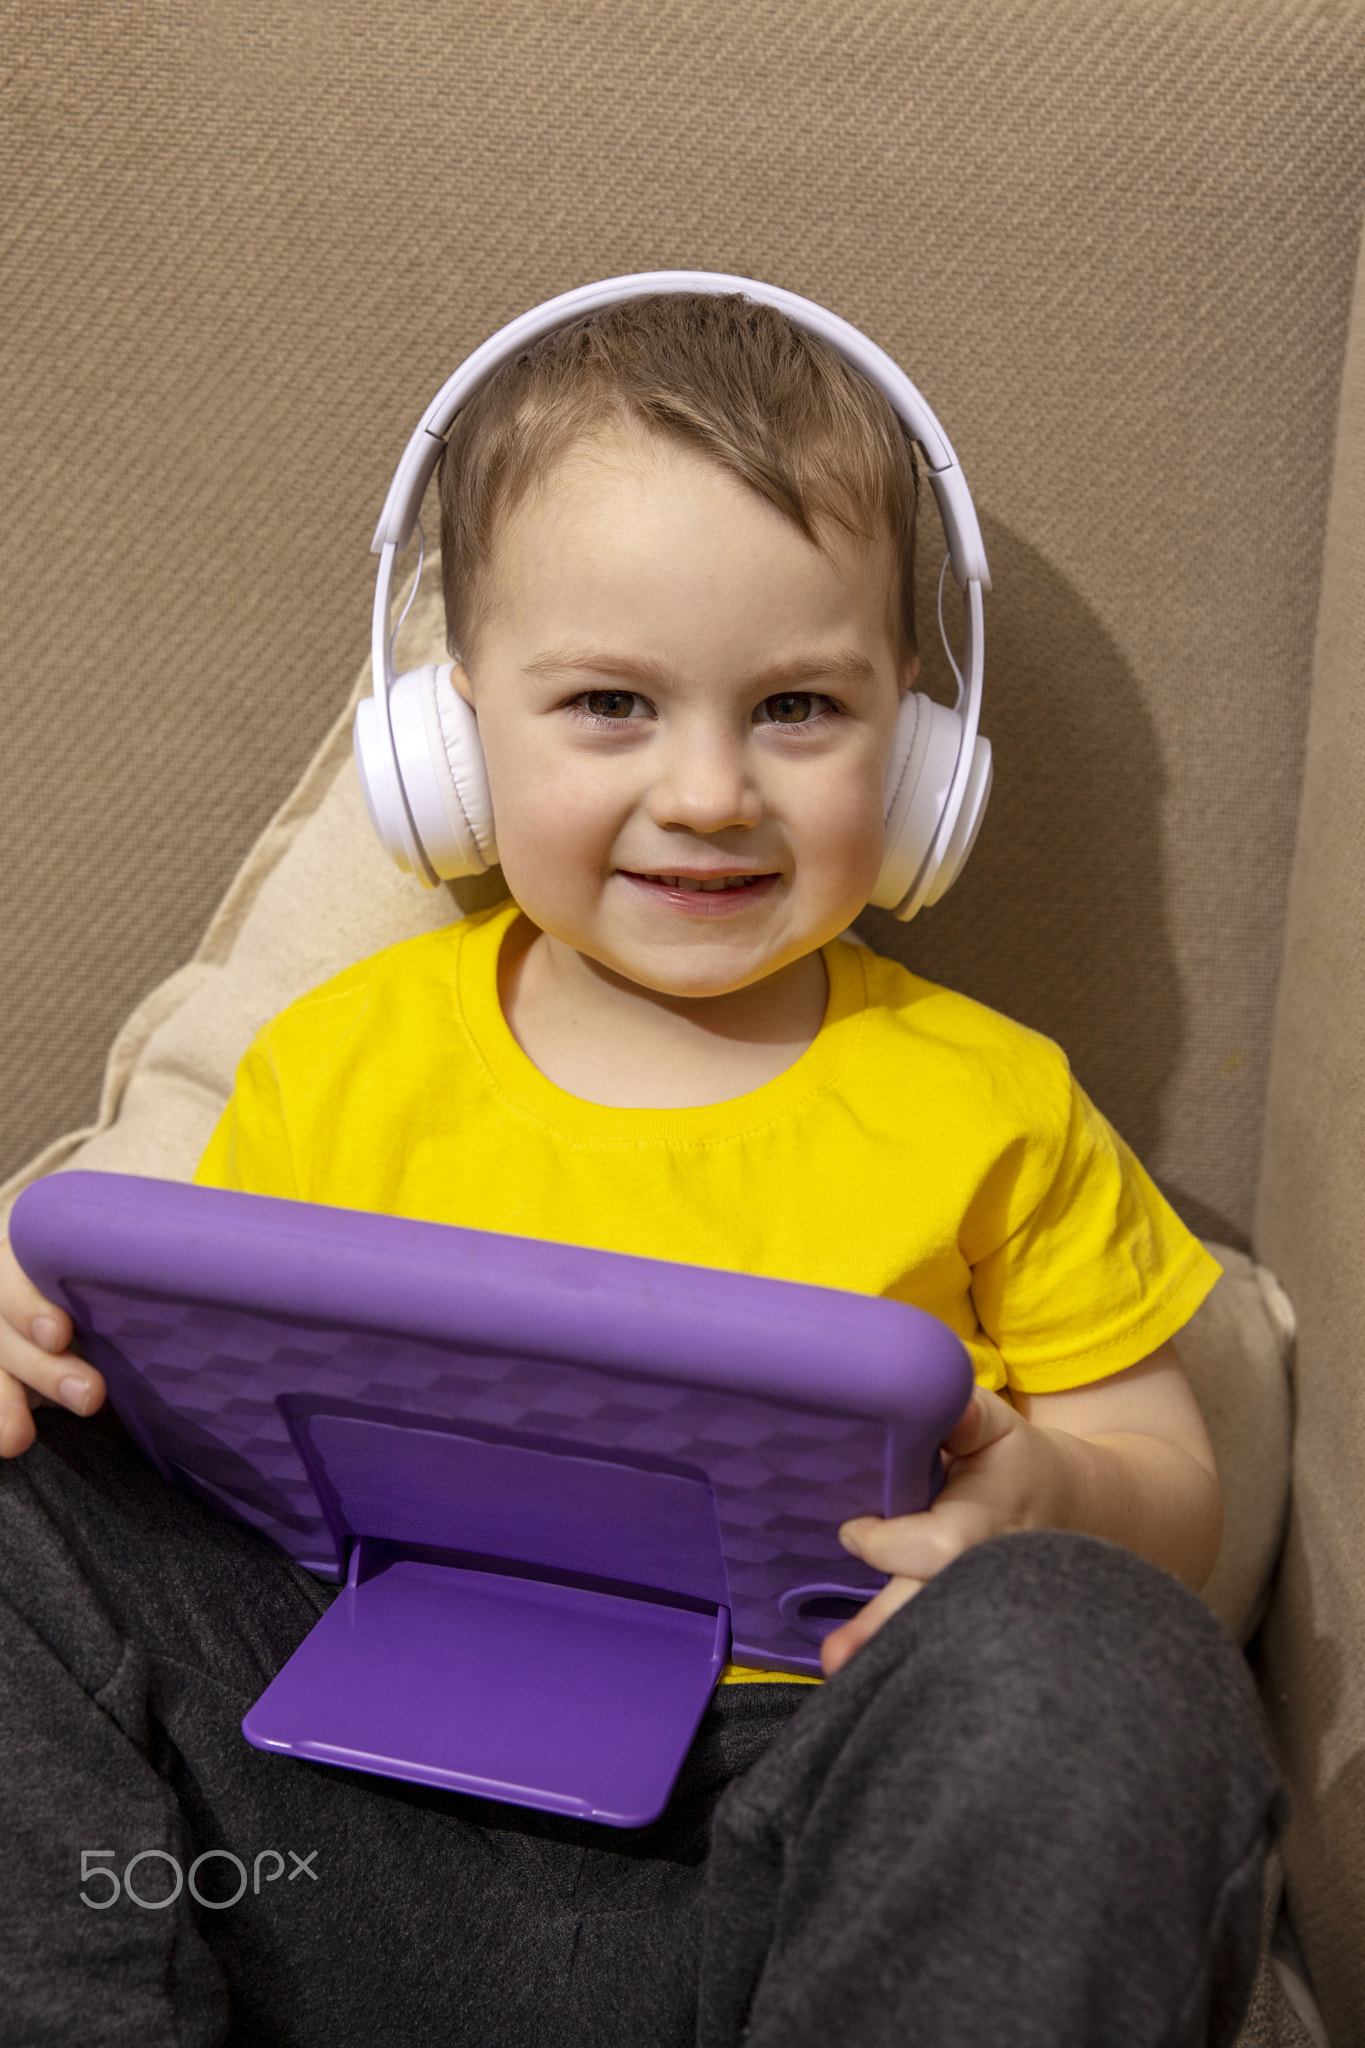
586 921 832 1001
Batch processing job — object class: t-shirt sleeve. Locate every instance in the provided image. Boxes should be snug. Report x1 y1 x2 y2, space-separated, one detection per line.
968 1070 1222 1395
195 1042 300 1199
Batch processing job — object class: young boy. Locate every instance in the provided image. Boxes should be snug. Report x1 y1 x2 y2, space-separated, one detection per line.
0 295 1279 2045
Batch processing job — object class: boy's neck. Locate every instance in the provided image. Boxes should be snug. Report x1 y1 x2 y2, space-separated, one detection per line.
498 917 830 1109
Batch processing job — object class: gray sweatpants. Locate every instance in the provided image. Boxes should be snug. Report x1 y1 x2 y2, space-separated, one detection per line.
0 1409 1280 2047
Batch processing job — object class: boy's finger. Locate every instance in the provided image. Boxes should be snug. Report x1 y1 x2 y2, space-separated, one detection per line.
820 1574 924 1675
839 1495 999 1580
0 1366 38 1459
941 1385 1016 1460
0 1238 74 1355
0 1316 104 1425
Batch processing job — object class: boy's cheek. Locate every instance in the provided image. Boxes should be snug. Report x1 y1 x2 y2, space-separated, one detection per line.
485 743 624 880
497 777 622 875
787 778 887 910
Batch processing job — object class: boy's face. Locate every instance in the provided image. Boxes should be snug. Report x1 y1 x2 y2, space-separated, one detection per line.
454 429 913 998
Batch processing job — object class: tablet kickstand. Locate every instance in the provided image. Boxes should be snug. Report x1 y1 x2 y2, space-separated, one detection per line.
241 1402 732 1828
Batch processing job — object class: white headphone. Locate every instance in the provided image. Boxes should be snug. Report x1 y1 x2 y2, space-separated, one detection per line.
355 271 993 920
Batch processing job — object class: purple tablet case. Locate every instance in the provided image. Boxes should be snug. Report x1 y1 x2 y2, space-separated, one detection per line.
11 1173 972 1827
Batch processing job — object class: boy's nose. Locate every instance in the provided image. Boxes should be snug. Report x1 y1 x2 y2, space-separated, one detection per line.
646 731 763 835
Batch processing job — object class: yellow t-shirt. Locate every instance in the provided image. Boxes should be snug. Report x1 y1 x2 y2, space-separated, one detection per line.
198 900 1219 1398
197 903 1218 1684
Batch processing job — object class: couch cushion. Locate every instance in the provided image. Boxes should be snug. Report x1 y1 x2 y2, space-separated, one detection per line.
1256 163 1365 2041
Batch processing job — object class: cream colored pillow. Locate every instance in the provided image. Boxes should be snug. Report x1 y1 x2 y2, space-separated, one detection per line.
0 566 495 1203
0 566 1293 1645
1176 1247 1294 1642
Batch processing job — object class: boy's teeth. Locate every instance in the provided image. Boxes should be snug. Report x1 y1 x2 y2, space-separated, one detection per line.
660 874 755 891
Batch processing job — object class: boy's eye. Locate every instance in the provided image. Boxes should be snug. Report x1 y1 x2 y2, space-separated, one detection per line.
580 690 642 720
756 692 832 725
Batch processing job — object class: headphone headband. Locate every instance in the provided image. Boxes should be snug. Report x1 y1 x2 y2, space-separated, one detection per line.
371 271 990 592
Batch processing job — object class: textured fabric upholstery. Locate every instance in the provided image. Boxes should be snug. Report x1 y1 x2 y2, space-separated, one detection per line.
1257 217 1365 2045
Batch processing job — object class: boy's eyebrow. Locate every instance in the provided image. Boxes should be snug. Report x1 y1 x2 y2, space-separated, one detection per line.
522 647 675 689
522 646 879 691
747 651 879 691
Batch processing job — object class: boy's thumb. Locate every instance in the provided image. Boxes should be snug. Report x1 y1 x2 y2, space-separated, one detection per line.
942 1387 1012 1459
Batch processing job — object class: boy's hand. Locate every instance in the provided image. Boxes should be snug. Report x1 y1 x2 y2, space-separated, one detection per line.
821 1344 1222 1675
0 1237 103 1457
824 1387 1055 1673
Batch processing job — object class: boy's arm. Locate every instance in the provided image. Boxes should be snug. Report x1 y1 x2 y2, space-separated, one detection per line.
823 1340 1221 1675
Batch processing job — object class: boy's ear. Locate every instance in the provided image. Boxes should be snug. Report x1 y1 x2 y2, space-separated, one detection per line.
901 651 921 692
449 659 476 708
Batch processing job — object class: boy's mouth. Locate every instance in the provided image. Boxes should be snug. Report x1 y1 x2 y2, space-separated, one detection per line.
618 869 781 915
637 872 768 893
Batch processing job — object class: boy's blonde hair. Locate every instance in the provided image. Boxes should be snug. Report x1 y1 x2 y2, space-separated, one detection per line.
438 292 919 659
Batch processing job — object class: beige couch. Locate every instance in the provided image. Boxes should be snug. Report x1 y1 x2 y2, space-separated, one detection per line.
4 4 1364 2040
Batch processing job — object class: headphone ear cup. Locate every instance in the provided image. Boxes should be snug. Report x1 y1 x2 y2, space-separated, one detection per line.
379 662 497 880
354 693 422 877
920 736 992 907
871 693 992 919
429 664 498 871
870 692 960 915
